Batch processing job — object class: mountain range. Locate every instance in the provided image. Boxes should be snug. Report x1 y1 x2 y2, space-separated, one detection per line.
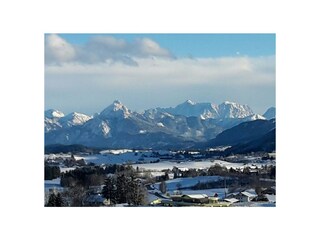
45 100 275 150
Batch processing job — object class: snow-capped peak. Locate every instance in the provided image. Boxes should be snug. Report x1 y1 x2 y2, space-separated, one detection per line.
113 99 122 106
45 109 65 119
185 99 195 105
222 100 234 105
59 112 92 127
218 101 253 118
100 100 131 119
244 114 266 121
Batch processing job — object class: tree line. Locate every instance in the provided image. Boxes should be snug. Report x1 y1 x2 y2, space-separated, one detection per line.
102 169 147 206
45 165 148 207
60 164 134 188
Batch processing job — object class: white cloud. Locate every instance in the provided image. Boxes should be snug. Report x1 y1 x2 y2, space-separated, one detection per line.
45 56 275 86
132 38 172 58
45 34 173 65
45 34 76 64
45 35 275 114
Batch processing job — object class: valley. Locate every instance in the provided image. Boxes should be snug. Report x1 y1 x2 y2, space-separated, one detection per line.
45 100 276 207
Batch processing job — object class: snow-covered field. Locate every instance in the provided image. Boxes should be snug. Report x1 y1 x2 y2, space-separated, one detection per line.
100 149 133 155
149 171 166 177
153 175 224 191
83 152 159 165
132 159 274 171
169 188 227 198
45 153 71 160
232 202 275 207
45 152 274 172
133 160 214 171
147 187 227 203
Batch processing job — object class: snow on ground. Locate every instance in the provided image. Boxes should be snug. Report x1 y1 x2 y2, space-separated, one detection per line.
60 167 76 173
46 151 274 171
45 153 71 160
208 146 231 151
232 202 275 207
148 193 160 203
147 188 226 203
149 171 166 177
133 160 214 171
133 159 274 171
100 149 133 155
154 175 223 191
83 152 159 165
169 188 227 198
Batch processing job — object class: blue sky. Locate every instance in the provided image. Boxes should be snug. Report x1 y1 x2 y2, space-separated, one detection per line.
45 33 275 115
58 33 275 58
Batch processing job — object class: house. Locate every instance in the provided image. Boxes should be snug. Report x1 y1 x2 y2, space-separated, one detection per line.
171 194 209 204
268 152 276 159
224 198 239 204
236 191 257 202
167 173 174 180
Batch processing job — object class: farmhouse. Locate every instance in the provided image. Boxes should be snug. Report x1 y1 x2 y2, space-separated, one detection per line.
224 198 239 204
171 194 209 204
236 191 257 202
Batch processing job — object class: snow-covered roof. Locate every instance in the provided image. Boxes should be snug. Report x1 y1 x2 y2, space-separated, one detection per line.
266 194 276 203
174 167 189 171
244 188 257 195
182 194 208 199
224 198 239 203
241 191 257 198
74 156 84 161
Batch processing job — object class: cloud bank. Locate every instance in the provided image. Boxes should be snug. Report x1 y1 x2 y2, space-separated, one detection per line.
45 34 173 65
45 34 275 115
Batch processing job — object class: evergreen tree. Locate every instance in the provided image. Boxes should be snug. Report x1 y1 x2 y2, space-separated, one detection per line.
46 192 64 207
45 166 61 180
116 174 128 203
55 193 64 207
46 193 57 206
63 186 86 207
127 178 147 206
102 176 116 203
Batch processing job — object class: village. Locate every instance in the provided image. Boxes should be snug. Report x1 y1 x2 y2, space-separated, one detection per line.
45 149 276 207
